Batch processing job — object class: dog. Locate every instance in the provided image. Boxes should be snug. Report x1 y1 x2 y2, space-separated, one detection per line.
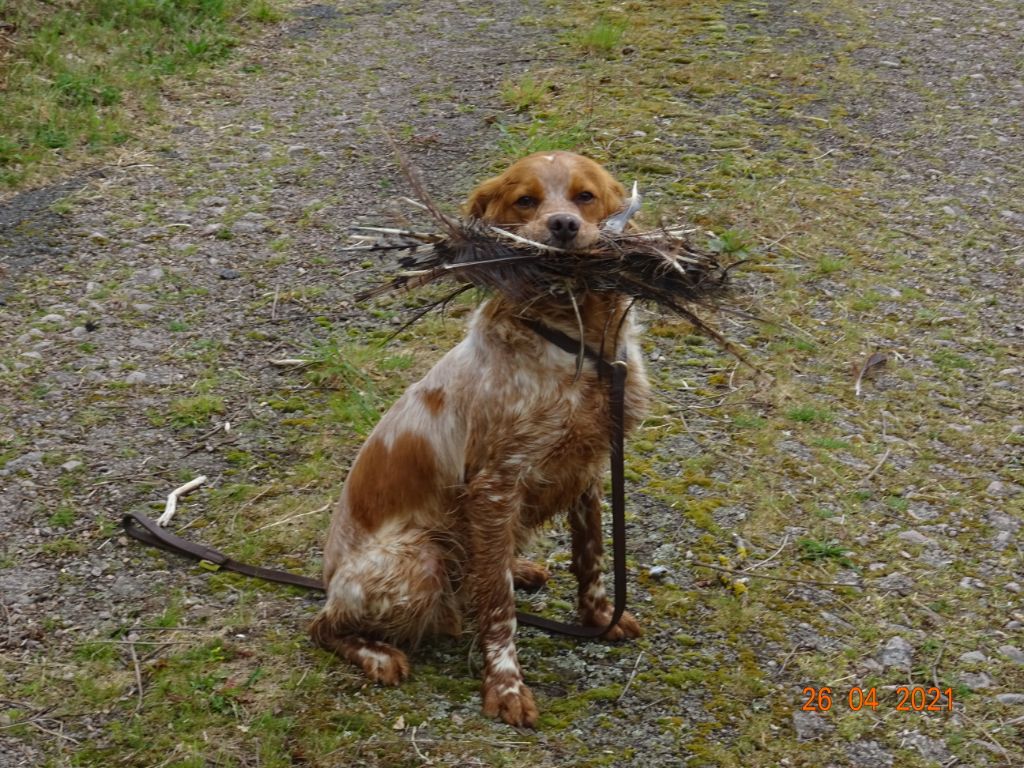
310 151 650 727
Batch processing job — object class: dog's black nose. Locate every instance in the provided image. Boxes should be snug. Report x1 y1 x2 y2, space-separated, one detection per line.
547 214 581 243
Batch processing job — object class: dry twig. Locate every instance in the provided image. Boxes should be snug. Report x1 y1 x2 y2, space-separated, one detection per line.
128 642 145 716
864 447 892 482
346 165 752 360
157 475 207 527
617 651 645 703
694 561 861 590
251 502 331 533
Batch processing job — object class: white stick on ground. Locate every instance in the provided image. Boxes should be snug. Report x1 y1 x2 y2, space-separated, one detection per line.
157 475 207 527
251 502 331 533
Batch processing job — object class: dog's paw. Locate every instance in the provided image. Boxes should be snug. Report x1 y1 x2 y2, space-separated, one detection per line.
482 676 539 728
513 559 551 591
583 607 642 641
353 641 410 685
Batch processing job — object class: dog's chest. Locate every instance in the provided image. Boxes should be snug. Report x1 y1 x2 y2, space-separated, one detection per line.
514 369 644 523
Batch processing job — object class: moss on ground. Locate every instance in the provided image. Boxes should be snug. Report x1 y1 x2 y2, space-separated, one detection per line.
0 0 283 188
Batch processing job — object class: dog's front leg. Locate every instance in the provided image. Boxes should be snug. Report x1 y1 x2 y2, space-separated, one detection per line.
569 483 642 640
465 478 538 728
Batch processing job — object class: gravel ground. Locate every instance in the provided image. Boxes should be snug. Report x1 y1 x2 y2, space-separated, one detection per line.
1 0 1022 766
2 2 554 764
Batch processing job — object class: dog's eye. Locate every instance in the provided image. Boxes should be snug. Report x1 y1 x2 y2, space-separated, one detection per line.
575 191 595 203
514 195 538 208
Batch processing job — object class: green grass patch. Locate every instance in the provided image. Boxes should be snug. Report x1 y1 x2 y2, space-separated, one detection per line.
815 255 848 274
501 73 552 111
40 536 87 556
731 413 767 429
708 228 754 257
797 538 851 566
0 0 281 188
812 437 851 451
786 405 832 423
932 350 973 371
496 118 590 159
47 505 76 528
168 393 226 428
573 16 628 54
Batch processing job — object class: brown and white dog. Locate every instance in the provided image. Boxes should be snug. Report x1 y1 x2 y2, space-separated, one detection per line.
310 152 650 727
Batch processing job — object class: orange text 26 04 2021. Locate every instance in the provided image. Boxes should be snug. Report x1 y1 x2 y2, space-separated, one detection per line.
800 686 955 713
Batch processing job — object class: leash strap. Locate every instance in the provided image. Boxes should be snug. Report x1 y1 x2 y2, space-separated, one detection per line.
121 512 323 591
121 322 631 639
514 319 630 638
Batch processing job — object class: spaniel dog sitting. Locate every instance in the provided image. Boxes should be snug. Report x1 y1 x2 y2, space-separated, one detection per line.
310 152 650 727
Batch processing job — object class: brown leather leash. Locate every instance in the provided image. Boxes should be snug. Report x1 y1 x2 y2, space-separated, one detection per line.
515 319 630 638
122 320 631 639
121 512 323 591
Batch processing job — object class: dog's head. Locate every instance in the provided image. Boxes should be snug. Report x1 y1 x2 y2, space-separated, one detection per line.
466 151 625 249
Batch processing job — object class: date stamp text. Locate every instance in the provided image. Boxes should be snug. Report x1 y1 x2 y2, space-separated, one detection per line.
801 686 955 713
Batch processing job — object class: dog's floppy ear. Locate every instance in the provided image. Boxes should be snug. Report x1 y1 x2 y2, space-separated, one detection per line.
595 173 627 222
465 174 505 220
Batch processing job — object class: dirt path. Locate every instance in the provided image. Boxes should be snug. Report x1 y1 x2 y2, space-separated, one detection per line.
2 0 1022 766
1 2 557 764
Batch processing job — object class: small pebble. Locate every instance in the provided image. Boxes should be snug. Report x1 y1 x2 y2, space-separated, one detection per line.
879 636 913 670
903 732 950 762
847 740 893 768
999 645 1024 665
986 480 1007 497
993 530 1012 550
218 268 242 280
61 460 83 473
648 565 670 579
232 215 267 234
876 573 913 595
897 530 934 546
128 336 157 351
960 671 993 690
994 693 1024 705
131 267 165 284
987 511 1018 532
859 658 883 675
792 710 832 741
958 651 988 664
